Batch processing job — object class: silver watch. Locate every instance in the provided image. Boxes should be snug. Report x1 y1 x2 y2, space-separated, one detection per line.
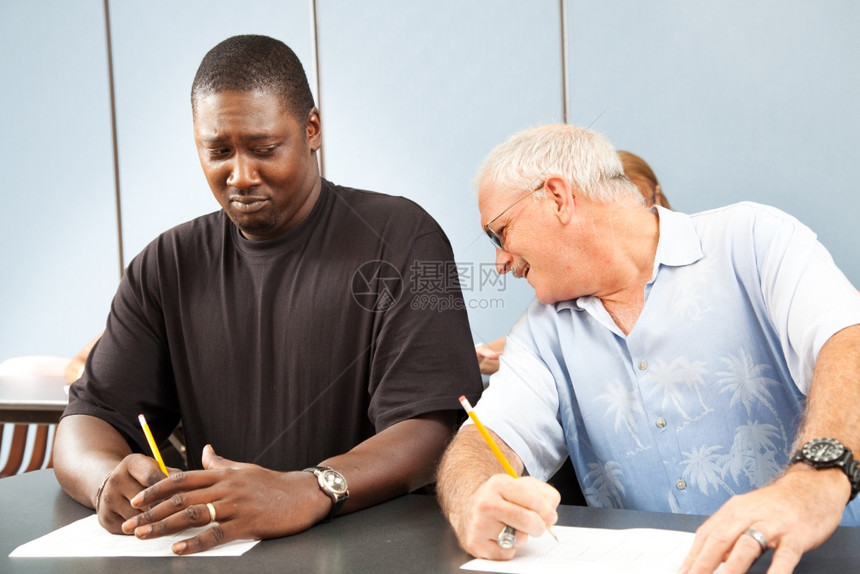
303 466 349 521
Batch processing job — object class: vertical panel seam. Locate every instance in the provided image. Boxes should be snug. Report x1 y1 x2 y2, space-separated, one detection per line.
309 0 325 178
559 0 569 124
103 0 124 277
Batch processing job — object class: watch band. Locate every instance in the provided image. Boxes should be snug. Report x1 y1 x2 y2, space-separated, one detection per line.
791 438 860 504
303 466 349 521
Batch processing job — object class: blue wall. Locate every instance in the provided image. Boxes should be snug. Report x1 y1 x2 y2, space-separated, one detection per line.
2 0 858 360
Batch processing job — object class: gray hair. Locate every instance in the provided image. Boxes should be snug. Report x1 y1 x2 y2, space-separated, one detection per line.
474 124 643 205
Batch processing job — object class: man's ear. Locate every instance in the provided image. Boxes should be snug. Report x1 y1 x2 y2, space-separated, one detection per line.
543 175 575 224
307 107 322 151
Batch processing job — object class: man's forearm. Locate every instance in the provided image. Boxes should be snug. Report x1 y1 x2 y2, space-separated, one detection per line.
436 425 525 526
797 325 860 449
785 324 860 503
318 411 459 515
54 414 132 509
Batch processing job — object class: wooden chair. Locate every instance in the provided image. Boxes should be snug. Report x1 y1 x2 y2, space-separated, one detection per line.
0 355 69 478
0 423 54 478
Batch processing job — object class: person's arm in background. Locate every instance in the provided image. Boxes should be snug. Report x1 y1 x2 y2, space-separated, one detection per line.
475 337 506 376
436 425 560 560
64 332 102 384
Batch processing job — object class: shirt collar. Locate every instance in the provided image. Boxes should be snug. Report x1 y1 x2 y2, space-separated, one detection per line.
651 206 703 271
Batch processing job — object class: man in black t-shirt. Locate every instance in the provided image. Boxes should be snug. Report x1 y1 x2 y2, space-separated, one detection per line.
54 34 482 555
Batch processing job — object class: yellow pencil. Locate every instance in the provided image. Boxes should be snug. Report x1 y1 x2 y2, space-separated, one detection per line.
138 413 169 477
458 395 558 542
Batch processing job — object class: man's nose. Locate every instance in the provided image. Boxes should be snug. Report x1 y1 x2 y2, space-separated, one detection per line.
495 248 513 275
227 153 261 189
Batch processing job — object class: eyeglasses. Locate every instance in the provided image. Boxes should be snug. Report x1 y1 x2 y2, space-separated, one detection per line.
483 182 545 250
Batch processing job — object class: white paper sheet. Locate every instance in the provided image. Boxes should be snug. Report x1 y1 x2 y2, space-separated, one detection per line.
10 515 259 557
462 525 695 574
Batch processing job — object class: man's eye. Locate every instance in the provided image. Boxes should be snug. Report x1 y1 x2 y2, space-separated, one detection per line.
255 146 277 155
207 148 229 157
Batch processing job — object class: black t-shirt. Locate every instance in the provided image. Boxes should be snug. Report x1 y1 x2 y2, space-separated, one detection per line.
66 179 483 470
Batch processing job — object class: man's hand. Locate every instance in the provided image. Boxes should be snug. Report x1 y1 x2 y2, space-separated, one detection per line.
120 445 331 555
475 337 506 376
476 345 501 376
449 473 560 560
95 454 170 534
679 465 849 573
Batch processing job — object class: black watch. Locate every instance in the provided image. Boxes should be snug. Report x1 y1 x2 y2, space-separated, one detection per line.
303 466 349 521
790 438 860 503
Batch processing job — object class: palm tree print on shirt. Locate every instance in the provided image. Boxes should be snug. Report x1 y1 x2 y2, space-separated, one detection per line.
681 445 737 497
723 421 784 487
595 379 648 454
648 357 713 427
716 347 788 445
669 257 716 323
583 460 626 508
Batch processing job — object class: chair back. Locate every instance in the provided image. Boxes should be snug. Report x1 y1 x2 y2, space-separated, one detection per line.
0 355 69 478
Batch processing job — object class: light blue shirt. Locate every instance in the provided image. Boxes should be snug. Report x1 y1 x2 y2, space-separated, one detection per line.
473 203 860 524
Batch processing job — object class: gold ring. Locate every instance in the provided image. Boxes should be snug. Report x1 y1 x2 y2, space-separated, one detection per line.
206 502 217 524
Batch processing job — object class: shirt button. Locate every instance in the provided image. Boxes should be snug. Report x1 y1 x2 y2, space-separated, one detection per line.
676 479 687 490
638 360 648 371
656 417 667 428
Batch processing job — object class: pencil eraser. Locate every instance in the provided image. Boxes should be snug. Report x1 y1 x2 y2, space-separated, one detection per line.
458 395 473 411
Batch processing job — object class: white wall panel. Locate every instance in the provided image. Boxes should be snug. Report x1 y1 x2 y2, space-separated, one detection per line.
567 0 860 285
0 0 119 360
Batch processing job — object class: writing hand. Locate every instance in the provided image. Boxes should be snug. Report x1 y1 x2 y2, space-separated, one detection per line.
121 445 330 554
452 473 559 560
95 453 171 534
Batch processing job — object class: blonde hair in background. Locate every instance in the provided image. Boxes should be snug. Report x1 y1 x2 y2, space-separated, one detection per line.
618 150 672 209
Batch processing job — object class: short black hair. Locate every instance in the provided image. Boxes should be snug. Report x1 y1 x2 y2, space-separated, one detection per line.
191 35 315 119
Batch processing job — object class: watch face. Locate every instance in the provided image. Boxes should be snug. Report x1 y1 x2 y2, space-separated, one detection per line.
803 438 845 463
321 470 348 495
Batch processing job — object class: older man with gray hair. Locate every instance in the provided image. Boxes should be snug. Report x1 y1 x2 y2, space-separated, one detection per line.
437 123 860 573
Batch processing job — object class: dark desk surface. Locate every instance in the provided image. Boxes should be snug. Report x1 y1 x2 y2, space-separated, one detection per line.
2 470 858 573
0 374 68 424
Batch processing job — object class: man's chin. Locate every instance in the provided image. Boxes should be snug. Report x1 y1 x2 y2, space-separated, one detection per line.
532 284 548 304
534 287 563 306
224 211 278 239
